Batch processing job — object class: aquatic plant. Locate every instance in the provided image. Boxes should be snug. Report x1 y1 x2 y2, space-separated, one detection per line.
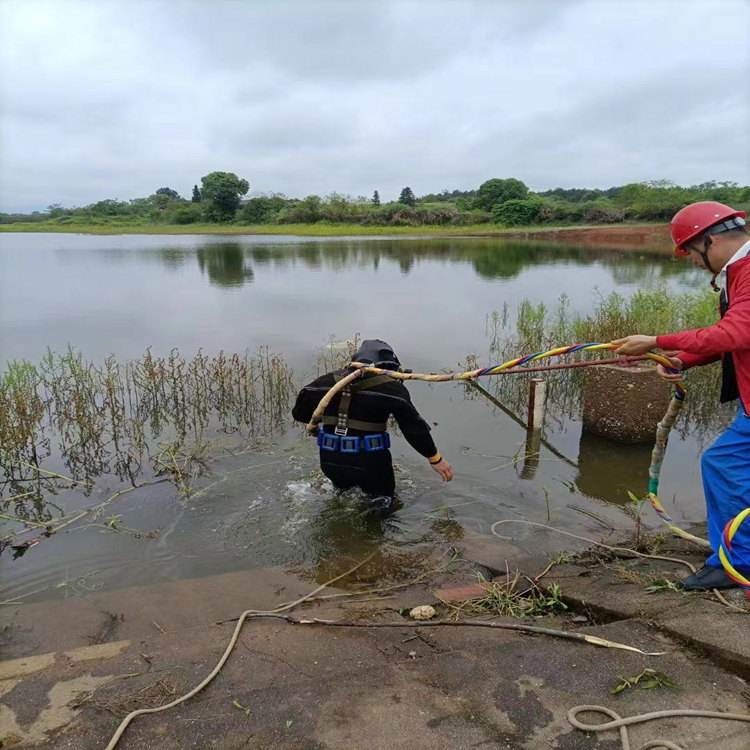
0 347 295 545
315 333 361 375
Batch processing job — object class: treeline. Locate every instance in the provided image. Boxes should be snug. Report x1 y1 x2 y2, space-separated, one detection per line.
3 173 749 228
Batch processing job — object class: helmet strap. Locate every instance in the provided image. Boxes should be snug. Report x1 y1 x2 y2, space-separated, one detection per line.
698 235 718 281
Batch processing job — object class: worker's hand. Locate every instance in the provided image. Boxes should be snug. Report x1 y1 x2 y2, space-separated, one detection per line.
611 335 658 356
656 355 684 382
431 458 454 482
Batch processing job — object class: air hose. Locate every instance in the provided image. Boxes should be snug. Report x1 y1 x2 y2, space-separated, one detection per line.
307 341 695 536
307 341 750 592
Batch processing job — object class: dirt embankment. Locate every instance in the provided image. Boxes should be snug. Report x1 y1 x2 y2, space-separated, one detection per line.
485 223 673 254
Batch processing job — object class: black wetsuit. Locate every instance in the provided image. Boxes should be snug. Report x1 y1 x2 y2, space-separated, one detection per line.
292 371 437 497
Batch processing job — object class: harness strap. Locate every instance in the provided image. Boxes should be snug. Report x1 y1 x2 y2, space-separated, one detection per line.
321 416 388 432
336 387 353 434
331 372 394 434
349 374 394 391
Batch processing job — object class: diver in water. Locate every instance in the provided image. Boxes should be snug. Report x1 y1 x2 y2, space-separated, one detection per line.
292 339 454 516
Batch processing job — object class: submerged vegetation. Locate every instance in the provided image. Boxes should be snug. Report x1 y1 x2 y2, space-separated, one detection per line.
3 175 748 231
0 348 294 552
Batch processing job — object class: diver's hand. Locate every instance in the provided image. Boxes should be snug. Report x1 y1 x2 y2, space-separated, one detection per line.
656 355 684 382
611 335 658 356
431 458 454 482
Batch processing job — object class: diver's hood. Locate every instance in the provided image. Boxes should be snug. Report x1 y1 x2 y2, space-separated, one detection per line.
351 339 401 370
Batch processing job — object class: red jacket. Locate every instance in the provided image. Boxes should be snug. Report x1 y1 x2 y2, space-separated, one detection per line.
657 254 750 412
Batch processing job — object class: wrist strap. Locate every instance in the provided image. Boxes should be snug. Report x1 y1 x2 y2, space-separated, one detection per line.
428 453 442 465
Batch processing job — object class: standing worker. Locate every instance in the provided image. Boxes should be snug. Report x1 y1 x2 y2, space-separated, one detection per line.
614 201 750 590
292 339 454 517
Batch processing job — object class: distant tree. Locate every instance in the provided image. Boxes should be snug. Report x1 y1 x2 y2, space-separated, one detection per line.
200 172 250 221
46 203 65 218
278 195 323 223
475 178 528 211
398 187 416 206
372 190 380 206
420 188 477 203
89 199 132 217
492 198 543 226
239 195 287 223
155 187 180 200
192 184 202 203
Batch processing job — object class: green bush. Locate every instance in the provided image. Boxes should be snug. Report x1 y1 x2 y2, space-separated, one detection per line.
580 200 625 223
238 196 287 223
173 205 203 224
492 198 543 226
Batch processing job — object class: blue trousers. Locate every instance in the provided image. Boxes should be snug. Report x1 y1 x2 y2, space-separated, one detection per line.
702 410 750 569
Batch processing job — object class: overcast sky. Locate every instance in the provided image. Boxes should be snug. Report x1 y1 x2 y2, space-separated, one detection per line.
1 0 748 212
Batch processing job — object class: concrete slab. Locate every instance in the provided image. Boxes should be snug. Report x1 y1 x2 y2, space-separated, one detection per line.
3 540 750 750
543 549 750 677
2 592 749 749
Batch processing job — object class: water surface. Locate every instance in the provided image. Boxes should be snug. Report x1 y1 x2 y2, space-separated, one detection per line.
0 233 719 604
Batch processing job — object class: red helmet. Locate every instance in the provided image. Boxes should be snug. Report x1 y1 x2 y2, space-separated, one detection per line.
671 201 747 257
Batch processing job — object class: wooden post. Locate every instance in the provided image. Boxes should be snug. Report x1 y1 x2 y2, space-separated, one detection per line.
527 377 547 432
522 378 546 480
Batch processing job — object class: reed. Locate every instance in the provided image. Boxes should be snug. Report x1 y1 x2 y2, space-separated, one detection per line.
0 347 295 543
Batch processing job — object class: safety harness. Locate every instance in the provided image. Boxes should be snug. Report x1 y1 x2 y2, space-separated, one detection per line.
317 372 393 453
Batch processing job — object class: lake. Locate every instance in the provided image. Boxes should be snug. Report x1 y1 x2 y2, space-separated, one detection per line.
0 233 722 605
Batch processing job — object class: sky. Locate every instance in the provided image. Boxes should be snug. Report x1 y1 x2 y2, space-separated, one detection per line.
1 0 748 212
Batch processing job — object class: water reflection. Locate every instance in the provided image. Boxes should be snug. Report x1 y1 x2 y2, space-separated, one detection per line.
147 238 700 287
197 243 254 287
575 430 652 505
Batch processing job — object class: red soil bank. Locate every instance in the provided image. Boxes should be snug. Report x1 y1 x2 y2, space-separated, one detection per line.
498 223 672 254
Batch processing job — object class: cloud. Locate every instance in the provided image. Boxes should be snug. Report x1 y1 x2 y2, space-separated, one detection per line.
0 0 748 211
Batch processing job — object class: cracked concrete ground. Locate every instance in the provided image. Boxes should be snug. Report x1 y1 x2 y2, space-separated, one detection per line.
2 562 750 749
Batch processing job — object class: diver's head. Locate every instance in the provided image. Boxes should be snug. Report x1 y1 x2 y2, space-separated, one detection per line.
351 339 401 371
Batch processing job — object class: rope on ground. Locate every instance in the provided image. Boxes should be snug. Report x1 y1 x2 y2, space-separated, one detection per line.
567 703 750 750
277 615 665 655
103 552 667 750
103 551 377 750
490 519 697 572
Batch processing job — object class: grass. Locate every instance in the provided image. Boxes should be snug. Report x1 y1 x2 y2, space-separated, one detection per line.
450 572 568 619
0 220 663 238
611 668 676 695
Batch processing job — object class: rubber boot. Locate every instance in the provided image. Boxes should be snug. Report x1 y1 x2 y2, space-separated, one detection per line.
680 565 743 591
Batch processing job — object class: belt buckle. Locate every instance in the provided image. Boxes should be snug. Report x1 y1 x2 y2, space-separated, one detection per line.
334 425 348 436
